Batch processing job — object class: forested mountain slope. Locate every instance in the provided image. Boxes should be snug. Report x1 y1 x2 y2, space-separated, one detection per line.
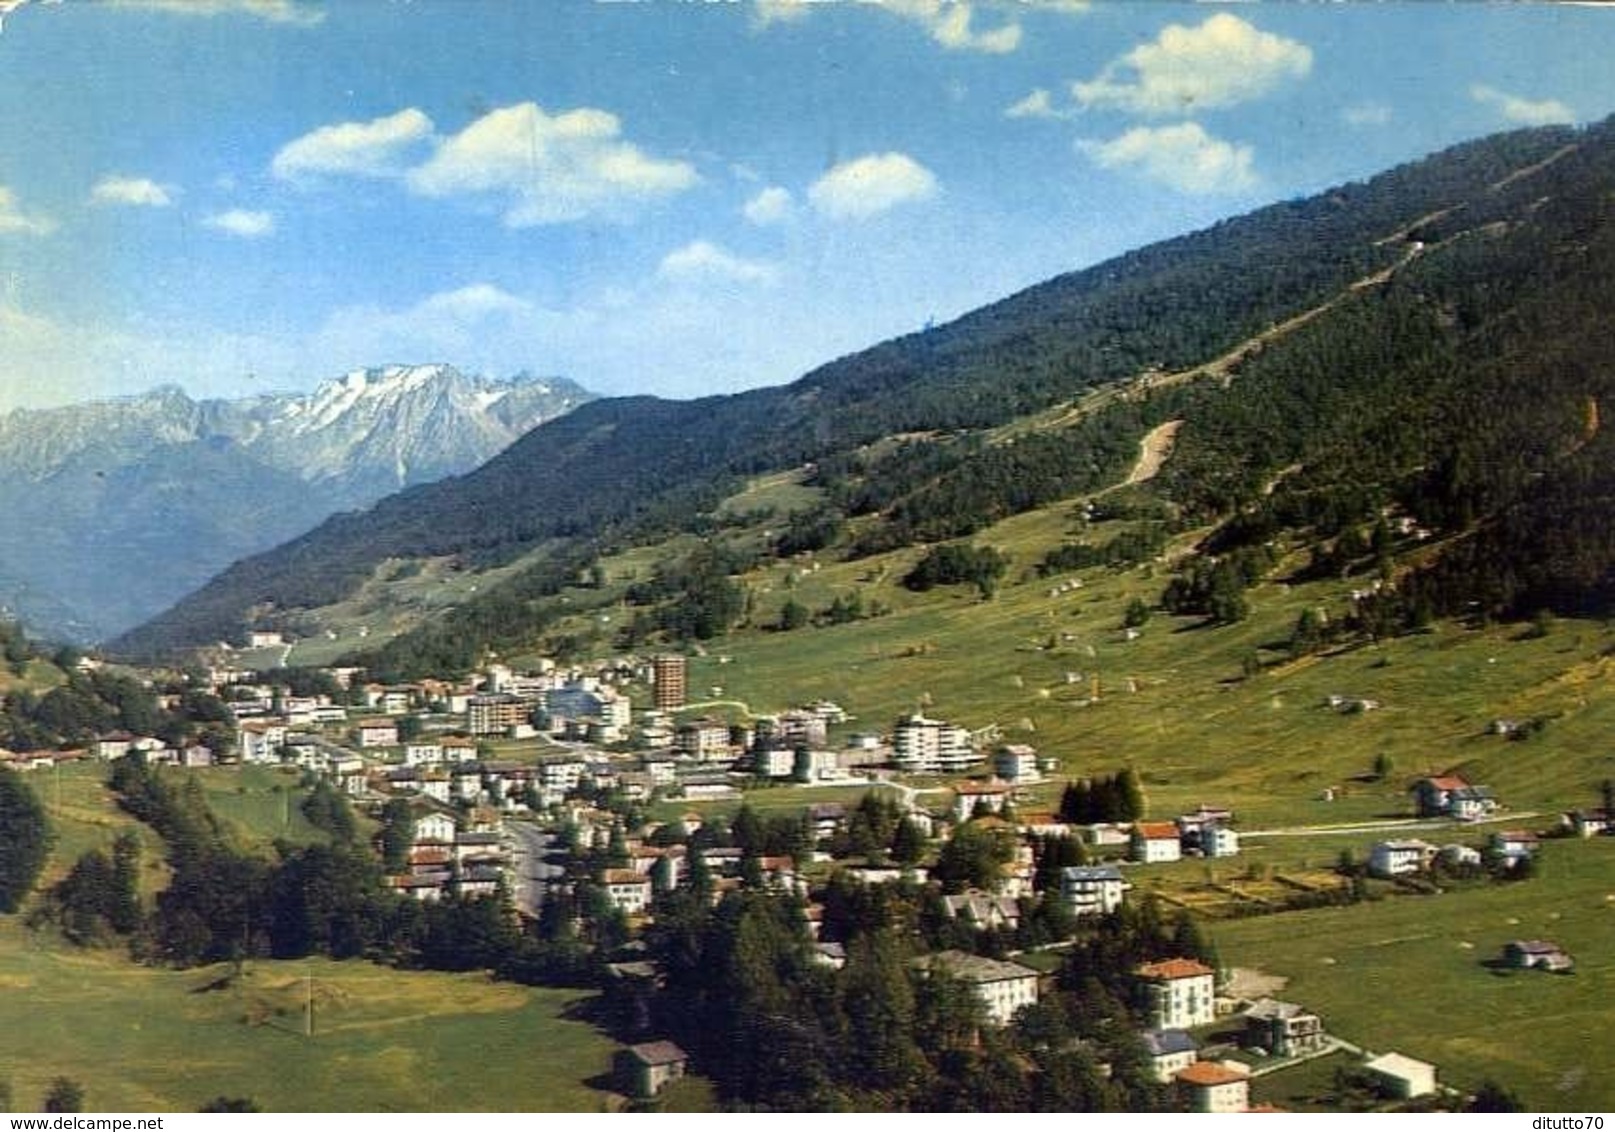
114 119 1615 664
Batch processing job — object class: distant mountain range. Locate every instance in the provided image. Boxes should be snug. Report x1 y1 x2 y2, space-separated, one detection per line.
0 366 592 642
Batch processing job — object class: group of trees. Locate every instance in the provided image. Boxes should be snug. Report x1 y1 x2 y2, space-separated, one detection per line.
0 768 50 913
0 667 231 755
1058 770 1146 825
903 543 1009 599
87 755 529 973
836 412 1151 557
633 880 1224 1111
771 506 845 557
824 794 923 865
0 619 38 677
44 830 142 946
1159 548 1273 626
619 543 749 644
1041 524 1171 576
773 590 884 633
1150 122 1615 635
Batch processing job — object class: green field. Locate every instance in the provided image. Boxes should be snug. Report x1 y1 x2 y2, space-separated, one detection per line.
35 762 334 892
674 499 1615 831
3 761 618 1114
0 920 616 1113
1216 837 1615 1111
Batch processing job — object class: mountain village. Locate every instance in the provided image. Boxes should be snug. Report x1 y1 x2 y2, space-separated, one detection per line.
5 638 1602 1112
6 9 1615 1109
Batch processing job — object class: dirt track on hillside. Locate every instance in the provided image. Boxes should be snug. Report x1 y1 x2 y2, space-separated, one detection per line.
1125 420 1182 485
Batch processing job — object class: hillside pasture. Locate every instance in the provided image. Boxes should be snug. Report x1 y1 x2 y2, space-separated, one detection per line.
0 921 616 1113
1214 838 1615 1111
686 497 1615 832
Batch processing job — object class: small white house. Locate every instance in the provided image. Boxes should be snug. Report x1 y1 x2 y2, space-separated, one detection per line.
602 869 653 915
1369 839 1435 878
1363 1051 1437 1099
915 950 1039 1026
993 745 1041 784
1202 825 1240 858
237 722 287 764
404 741 444 767
413 811 457 845
356 718 399 749
1137 958 1216 1030
953 781 1013 823
1174 1062 1249 1113
1142 1029 1200 1084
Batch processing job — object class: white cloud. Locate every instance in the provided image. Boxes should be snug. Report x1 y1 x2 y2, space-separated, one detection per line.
0 299 296 411
312 282 560 375
89 175 173 207
0 0 49 34
203 209 275 238
417 283 533 321
1005 88 1067 121
755 0 1085 51
0 185 54 235
0 302 148 409
1074 13 1312 117
272 108 434 181
743 185 795 225
1470 84 1574 126
808 152 938 220
106 0 324 25
1081 122 1256 194
406 102 698 227
882 0 1021 54
1343 102 1393 128
659 241 777 286
752 0 813 28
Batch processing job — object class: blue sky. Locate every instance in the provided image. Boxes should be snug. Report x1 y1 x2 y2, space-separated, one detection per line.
2 0 1614 410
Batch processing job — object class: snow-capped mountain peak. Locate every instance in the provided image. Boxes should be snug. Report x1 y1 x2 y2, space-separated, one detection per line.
0 365 593 641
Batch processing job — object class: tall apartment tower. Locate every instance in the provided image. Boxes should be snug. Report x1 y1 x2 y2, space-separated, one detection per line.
652 655 688 711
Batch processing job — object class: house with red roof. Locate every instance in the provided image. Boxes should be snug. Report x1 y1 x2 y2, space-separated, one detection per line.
1174 1061 1249 1112
1136 957 1217 1029
1131 821 1183 863
1411 775 1496 819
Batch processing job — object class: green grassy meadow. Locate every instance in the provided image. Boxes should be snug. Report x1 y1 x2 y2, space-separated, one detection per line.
1220 837 1615 1111
0 920 616 1113
36 762 332 892
4 760 619 1114
677 497 1615 831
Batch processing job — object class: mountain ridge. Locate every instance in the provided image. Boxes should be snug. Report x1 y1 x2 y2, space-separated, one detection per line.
0 366 592 642
112 118 1615 665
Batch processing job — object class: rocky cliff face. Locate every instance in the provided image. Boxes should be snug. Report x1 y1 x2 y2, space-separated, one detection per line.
0 366 592 641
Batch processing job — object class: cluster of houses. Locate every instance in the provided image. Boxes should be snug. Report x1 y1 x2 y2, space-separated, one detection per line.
1410 774 1498 822
1135 964 1445 1112
1368 828 1537 878
10 645 1579 1113
385 805 511 902
1 731 218 773
1027 806 1240 868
